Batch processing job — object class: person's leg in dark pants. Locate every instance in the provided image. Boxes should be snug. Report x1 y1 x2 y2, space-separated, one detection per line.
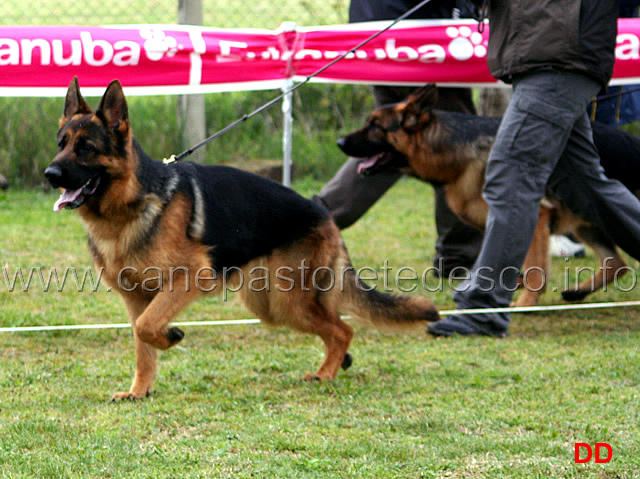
314 157 401 229
547 115 640 262
428 71 603 337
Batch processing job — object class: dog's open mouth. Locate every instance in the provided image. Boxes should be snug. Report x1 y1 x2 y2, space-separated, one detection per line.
357 151 408 176
357 153 393 176
53 175 101 212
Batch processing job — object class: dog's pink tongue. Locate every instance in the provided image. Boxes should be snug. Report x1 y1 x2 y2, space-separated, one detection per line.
53 188 82 212
357 157 379 174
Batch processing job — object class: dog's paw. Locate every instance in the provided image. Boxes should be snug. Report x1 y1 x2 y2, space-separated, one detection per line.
561 289 589 302
341 352 353 371
166 327 185 345
111 390 149 402
303 373 323 382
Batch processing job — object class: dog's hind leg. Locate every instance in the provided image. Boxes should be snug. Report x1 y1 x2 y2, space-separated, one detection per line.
305 312 353 381
294 302 354 381
562 224 626 302
112 294 156 401
514 205 551 307
239 249 355 380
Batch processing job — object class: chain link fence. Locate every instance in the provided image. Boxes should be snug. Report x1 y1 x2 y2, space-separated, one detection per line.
1 0 348 28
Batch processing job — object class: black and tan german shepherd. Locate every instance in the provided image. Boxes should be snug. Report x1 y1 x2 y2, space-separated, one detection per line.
338 85 640 308
44 78 439 400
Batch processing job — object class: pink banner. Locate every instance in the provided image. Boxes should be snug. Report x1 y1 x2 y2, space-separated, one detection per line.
1 19 639 96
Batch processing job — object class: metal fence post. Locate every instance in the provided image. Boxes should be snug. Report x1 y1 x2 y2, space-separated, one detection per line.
281 77 294 187
278 21 298 187
178 0 206 162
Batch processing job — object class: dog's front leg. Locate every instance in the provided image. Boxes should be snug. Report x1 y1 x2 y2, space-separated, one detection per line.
134 286 201 351
112 284 201 401
112 293 156 401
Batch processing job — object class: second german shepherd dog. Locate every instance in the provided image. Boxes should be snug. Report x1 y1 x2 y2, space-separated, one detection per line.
44 78 439 400
338 85 639 308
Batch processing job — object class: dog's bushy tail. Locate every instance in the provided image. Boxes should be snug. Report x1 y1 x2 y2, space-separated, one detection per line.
339 266 439 330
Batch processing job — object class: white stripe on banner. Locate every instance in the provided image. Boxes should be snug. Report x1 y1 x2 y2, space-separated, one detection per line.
188 29 206 86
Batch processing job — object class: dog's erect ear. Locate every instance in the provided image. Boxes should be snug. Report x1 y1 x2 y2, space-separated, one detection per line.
411 84 439 112
402 84 438 131
60 76 92 127
97 80 129 132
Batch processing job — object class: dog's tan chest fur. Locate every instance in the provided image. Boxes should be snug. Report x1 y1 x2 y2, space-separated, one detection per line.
446 156 488 230
84 192 210 295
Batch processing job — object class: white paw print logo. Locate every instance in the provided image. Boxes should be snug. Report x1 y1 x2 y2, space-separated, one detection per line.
446 26 487 61
140 28 179 61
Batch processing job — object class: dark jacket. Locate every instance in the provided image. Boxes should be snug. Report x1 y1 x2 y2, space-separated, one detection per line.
619 0 640 17
482 0 618 86
349 0 476 22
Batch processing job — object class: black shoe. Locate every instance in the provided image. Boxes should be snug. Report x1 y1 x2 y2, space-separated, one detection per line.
427 315 508 338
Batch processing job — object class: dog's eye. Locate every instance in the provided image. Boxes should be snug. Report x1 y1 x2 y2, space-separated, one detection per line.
57 137 67 150
370 122 385 135
76 139 97 155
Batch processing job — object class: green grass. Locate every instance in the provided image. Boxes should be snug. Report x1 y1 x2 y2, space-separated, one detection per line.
1 181 640 478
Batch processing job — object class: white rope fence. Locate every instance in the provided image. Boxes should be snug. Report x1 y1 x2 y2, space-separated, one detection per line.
2 300 639 333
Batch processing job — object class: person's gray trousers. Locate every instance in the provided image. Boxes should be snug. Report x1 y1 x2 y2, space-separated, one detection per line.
452 70 640 329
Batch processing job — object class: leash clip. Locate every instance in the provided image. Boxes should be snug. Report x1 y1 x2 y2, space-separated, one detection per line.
162 155 176 165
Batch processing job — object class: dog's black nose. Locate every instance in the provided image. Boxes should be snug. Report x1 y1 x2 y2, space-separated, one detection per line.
44 164 63 187
336 137 348 153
